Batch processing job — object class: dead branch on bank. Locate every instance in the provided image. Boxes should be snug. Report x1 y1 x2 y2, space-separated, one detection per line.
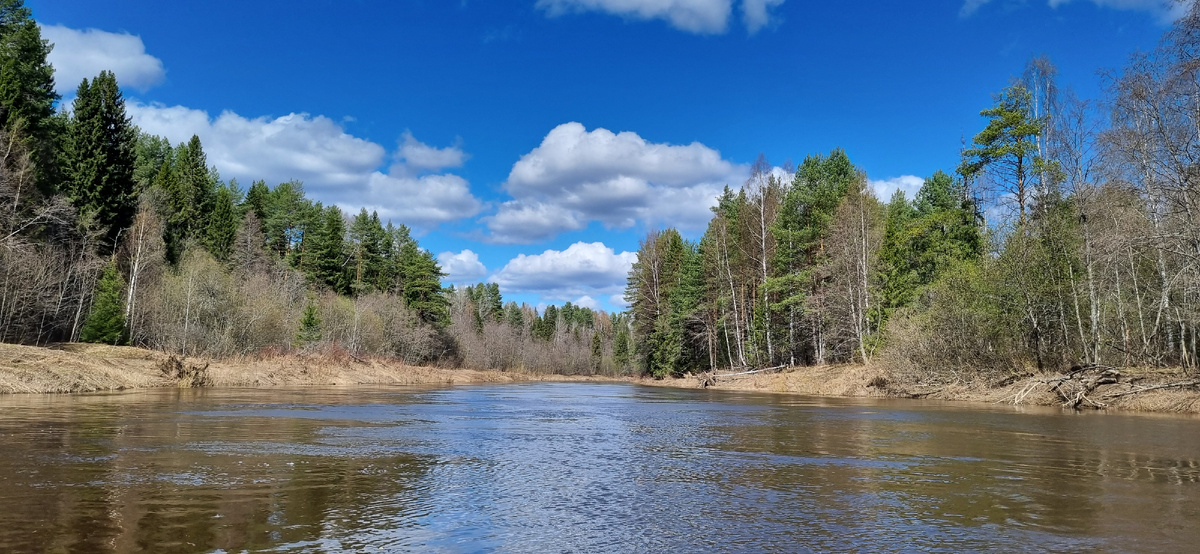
159 355 212 388
698 365 787 387
1102 379 1200 399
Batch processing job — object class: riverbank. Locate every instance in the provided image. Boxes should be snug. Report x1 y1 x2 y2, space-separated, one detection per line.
645 363 1200 414
4 343 1199 414
0 343 619 394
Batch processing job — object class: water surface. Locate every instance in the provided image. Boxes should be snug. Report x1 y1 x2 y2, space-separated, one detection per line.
1 383 1198 552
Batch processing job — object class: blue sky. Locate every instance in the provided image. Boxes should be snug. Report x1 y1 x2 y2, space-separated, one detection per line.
32 0 1177 312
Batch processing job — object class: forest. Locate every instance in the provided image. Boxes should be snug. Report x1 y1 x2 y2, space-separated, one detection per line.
3 0 1200 384
624 4 1200 381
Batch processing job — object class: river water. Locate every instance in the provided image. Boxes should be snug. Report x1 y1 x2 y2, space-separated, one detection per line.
0 383 1198 553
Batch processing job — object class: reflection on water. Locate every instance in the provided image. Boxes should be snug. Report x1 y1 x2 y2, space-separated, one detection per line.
0 384 1198 552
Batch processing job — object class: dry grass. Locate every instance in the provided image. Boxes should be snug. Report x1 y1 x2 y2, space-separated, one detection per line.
0 343 171 393
4 342 1199 414
0 343 628 394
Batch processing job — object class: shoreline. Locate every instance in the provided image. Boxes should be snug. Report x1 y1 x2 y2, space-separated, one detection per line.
0 342 625 394
3 343 1198 414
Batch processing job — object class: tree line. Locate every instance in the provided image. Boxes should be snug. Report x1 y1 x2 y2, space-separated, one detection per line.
626 3 1200 381
0 0 625 373
6 0 1200 381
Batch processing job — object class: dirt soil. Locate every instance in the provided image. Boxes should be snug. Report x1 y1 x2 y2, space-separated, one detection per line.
4 343 1199 414
0 343 622 394
643 363 1200 415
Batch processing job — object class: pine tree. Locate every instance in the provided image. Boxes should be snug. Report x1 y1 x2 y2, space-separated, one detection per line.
80 262 127 344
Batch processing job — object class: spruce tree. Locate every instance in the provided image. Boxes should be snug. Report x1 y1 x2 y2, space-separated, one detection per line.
399 242 448 326
295 301 321 347
242 179 269 220
80 262 127 345
204 184 238 261
0 0 58 192
310 205 347 292
65 71 137 248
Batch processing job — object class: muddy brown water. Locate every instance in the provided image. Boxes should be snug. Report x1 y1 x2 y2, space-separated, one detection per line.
0 383 1198 553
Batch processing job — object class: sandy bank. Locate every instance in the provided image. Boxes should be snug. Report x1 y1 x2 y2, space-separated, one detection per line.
4 343 1199 414
0 343 619 394
642 363 1200 414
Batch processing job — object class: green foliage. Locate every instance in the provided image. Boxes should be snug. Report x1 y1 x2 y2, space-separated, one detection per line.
242 179 270 220
132 133 171 192
398 240 448 326
308 205 347 292
204 184 239 262
158 135 217 264
878 171 983 321
295 301 322 346
613 322 631 372
80 262 127 345
0 0 58 191
63 71 137 248
959 83 1046 225
626 228 702 377
348 209 389 294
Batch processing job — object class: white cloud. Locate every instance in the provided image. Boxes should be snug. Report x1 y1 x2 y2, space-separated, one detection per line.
741 0 785 33
359 173 482 228
868 175 924 201
491 241 637 301
438 249 488 284
537 0 733 34
959 0 993 17
41 25 165 92
127 102 482 228
486 122 744 243
536 0 785 34
574 295 601 310
963 0 1186 19
395 131 467 175
485 200 588 244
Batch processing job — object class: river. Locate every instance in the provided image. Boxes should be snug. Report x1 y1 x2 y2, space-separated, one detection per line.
0 383 1197 552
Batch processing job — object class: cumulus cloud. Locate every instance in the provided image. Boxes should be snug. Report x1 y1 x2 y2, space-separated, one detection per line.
574 295 601 309
491 241 637 301
395 131 467 175
537 0 732 34
536 0 784 34
741 0 785 33
41 25 165 92
127 102 482 228
963 0 1186 19
485 122 743 243
868 175 925 201
438 249 488 284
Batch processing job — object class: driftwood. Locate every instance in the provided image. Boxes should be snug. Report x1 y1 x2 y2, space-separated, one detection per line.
1008 364 1121 409
698 365 787 387
1006 364 1200 409
1048 365 1120 409
1102 379 1200 399
159 355 213 388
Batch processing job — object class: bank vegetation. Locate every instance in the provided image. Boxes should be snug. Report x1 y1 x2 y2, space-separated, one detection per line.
3 1 1200 412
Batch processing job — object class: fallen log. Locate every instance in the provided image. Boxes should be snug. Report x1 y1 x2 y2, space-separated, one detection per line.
1102 379 1200 400
698 365 787 387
